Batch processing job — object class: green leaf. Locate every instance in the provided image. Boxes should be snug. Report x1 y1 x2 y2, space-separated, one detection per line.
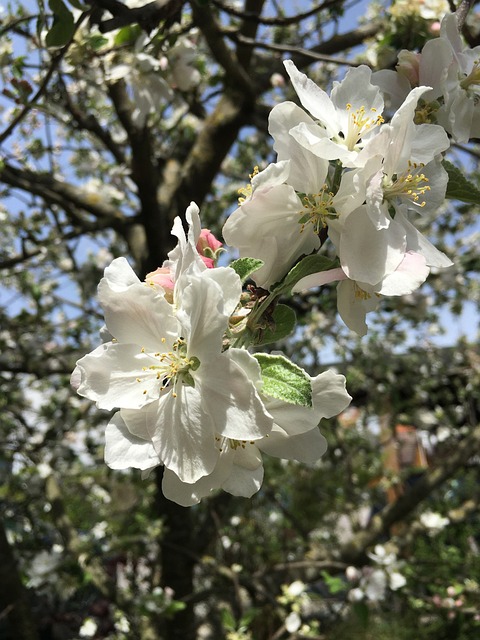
114 25 141 46
229 257 264 283
274 254 337 294
254 304 296 346
444 159 480 205
254 353 312 407
88 34 109 50
46 0 74 47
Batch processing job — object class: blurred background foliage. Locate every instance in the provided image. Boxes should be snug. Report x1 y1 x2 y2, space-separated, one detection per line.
0 0 479 638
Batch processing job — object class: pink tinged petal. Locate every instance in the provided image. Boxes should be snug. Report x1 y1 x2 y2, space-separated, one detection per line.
124 385 218 484
196 349 273 441
74 343 163 410
259 426 328 463
340 206 406 285
197 228 222 254
102 257 141 292
98 281 177 351
283 60 338 134
396 209 453 268
376 251 429 296
104 412 159 470
292 267 346 293
337 279 379 337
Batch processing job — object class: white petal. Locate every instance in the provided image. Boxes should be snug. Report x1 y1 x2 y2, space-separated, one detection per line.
222 458 264 498
98 281 177 350
337 279 379 337
102 257 140 292
283 60 338 134
376 251 429 296
161 451 234 506
292 267 346 293
258 426 327 464
340 206 406 285
196 349 273 440
176 267 241 362
124 385 218 484
74 343 162 410
268 101 329 193
104 412 159 470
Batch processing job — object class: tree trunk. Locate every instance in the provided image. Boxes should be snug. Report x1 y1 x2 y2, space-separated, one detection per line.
0 517 39 640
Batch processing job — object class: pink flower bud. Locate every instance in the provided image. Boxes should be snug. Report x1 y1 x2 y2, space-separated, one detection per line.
196 228 222 255
145 267 174 292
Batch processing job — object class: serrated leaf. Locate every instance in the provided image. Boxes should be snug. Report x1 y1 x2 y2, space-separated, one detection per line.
229 257 264 282
254 304 296 346
444 159 480 205
254 353 312 407
274 254 337 294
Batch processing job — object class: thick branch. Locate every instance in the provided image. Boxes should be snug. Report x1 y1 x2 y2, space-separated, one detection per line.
0 162 126 224
189 0 254 96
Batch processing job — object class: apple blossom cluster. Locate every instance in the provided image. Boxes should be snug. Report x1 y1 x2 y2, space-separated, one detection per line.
72 203 351 506
72 12 476 507
223 13 476 335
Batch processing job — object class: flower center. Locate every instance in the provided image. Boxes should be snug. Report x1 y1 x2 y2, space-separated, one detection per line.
214 436 256 453
238 166 259 204
353 282 371 300
298 187 338 233
343 104 384 150
383 161 430 208
460 60 480 91
414 99 439 125
139 338 200 396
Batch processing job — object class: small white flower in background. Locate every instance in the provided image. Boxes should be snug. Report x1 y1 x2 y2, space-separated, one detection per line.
389 571 407 590
420 510 450 534
285 611 302 633
285 580 306 598
79 618 98 638
26 549 63 588
363 569 388 601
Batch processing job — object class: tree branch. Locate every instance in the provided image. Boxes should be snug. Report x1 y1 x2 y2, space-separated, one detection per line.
339 423 480 563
